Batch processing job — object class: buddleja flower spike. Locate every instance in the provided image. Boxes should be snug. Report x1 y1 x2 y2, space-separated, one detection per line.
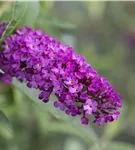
0 24 122 126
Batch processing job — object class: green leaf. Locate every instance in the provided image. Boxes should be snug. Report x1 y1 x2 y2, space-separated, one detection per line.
12 78 99 143
37 13 76 29
18 1 40 27
64 137 86 150
91 103 129 150
34 105 89 142
0 110 12 132
102 101 128 141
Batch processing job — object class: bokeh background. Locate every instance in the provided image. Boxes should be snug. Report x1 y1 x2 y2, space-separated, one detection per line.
0 1 135 150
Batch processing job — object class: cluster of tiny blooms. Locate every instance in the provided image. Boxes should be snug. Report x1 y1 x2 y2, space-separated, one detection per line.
0 25 122 126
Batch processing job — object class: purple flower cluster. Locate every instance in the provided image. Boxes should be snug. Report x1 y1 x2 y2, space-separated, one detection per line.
0 22 7 39
0 26 122 126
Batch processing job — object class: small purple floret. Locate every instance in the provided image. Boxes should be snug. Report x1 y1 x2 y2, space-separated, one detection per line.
81 116 89 125
83 99 98 115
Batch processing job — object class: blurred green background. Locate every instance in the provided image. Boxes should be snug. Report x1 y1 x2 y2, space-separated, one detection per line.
0 1 135 150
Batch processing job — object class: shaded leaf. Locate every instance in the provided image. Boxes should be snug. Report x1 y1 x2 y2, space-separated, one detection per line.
102 102 127 140
37 13 76 29
18 1 40 27
13 78 99 143
0 110 12 132
64 137 86 150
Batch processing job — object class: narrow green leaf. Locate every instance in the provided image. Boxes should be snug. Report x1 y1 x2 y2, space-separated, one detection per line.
0 110 12 132
0 110 13 139
64 137 86 150
12 78 99 143
102 102 127 141
72 116 99 142
37 13 76 29
18 1 40 27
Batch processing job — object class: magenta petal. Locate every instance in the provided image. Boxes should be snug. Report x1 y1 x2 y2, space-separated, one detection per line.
83 104 90 111
86 99 92 105
80 116 89 125
93 101 98 107
54 101 59 108
86 109 92 115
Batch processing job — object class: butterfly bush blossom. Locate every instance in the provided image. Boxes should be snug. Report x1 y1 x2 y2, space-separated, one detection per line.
0 25 122 126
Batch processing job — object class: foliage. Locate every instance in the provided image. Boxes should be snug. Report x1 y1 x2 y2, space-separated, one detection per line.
0 1 135 150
